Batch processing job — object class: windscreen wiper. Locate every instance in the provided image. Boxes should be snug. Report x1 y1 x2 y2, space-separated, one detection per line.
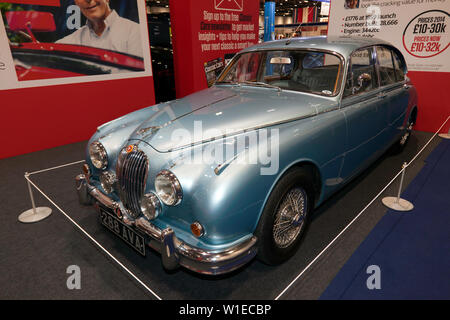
214 81 241 86
241 81 282 92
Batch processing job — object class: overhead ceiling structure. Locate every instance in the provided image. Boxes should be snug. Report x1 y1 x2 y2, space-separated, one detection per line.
259 0 323 16
146 0 325 17
147 0 169 9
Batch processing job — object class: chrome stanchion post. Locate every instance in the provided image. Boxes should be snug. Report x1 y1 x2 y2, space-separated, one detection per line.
396 163 407 202
382 162 414 212
18 172 52 223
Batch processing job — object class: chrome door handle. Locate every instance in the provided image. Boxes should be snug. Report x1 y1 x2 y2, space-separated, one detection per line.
377 93 387 99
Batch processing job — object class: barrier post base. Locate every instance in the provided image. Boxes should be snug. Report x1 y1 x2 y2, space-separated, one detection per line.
18 207 52 223
382 197 414 212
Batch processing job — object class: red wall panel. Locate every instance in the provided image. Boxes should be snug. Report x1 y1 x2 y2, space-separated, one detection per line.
0 77 155 159
169 0 260 98
408 71 450 134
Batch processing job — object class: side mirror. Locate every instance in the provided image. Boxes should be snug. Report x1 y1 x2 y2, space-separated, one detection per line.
6 11 56 32
353 73 372 94
6 11 56 42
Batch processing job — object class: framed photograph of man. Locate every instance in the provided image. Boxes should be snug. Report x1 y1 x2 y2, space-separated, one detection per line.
0 0 152 89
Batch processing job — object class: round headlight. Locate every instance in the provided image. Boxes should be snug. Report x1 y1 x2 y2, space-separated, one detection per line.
100 171 116 194
89 141 108 169
140 193 161 220
155 170 183 206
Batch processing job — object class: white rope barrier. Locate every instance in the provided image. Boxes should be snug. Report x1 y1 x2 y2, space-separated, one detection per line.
275 115 450 300
24 175 162 300
28 160 85 176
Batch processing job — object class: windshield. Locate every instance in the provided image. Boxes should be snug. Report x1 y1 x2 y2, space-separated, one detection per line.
216 50 343 96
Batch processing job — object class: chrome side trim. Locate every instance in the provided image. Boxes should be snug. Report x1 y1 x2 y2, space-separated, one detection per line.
214 147 248 175
166 111 319 152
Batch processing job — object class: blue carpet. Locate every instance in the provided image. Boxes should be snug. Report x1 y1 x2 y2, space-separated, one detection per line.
320 140 450 299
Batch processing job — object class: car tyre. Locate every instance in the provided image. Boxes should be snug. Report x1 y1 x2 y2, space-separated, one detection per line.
255 167 314 265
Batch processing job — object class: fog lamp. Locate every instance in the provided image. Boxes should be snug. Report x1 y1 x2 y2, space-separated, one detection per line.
140 193 161 220
100 171 116 194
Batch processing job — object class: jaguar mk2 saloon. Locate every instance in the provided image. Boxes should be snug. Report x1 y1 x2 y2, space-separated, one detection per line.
76 36 418 275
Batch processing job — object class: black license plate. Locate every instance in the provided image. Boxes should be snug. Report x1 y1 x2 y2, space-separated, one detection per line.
99 209 146 256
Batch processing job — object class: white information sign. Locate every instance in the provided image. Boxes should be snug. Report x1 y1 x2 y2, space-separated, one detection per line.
328 0 449 72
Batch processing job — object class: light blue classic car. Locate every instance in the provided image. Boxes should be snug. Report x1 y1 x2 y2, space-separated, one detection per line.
76 36 418 275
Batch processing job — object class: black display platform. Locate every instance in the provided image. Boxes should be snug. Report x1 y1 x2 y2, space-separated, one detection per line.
0 131 441 299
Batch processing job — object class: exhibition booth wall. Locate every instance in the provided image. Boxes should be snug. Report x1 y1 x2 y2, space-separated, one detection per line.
0 77 155 159
407 71 450 134
1 0 448 160
0 0 155 159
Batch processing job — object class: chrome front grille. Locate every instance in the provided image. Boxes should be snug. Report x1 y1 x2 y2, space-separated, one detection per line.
116 147 149 218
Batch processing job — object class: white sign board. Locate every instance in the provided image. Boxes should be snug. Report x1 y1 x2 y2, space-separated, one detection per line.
328 0 450 72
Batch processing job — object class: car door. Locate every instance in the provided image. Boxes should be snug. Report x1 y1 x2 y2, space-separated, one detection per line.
376 46 410 144
340 47 386 181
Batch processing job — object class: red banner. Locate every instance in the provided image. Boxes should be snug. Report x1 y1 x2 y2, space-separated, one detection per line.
294 7 318 24
0 1 60 6
170 0 259 98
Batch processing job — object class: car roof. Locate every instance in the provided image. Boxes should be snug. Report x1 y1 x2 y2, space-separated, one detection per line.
241 36 394 59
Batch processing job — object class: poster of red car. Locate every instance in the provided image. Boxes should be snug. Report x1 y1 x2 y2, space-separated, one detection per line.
0 0 152 89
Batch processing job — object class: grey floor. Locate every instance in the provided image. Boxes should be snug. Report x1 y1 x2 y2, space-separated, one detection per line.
0 131 441 300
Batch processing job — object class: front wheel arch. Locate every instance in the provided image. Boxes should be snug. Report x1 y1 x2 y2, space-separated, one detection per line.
254 160 322 231
254 166 316 265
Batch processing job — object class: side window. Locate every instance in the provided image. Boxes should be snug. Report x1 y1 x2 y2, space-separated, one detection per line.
392 51 406 82
344 48 377 97
377 46 396 86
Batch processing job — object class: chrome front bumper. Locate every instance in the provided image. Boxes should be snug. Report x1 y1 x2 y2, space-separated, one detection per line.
75 174 258 275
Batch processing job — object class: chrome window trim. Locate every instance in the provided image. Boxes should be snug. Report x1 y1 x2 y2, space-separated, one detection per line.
375 45 399 88
216 48 346 98
341 45 380 102
390 48 407 83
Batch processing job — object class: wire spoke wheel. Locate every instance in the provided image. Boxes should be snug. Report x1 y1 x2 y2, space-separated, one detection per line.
272 187 307 249
400 122 414 146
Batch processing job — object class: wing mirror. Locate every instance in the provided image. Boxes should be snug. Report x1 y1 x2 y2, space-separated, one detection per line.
5 11 56 43
353 73 372 94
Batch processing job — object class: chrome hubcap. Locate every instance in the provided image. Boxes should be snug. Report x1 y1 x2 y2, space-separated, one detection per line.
273 187 307 249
